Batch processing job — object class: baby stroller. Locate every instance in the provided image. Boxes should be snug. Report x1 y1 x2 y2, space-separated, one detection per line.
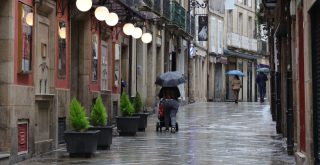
156 99 179 132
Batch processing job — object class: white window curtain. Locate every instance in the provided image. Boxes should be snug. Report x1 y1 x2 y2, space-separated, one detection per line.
210 17 217 53
248 0 252 7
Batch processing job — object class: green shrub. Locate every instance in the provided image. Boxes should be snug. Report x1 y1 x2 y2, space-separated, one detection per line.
69 97 90 132
133 92 143 113
90 96 107 126
120 92 134 117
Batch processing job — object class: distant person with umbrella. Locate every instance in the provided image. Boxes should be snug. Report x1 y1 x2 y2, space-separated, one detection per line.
226 70 244 104
155 71 185 133
231 75 242 104
256 71 268 103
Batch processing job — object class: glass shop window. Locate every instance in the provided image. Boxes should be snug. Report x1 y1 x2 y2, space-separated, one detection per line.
18 3 33 73
58 21 67 79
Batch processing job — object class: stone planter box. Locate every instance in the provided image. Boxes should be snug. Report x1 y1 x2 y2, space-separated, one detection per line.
88 126 114 150
64 130 99 157
116 116 140 136
132 113 149 131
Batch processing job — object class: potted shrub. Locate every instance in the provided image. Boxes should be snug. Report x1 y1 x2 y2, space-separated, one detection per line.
132 92 149 131
64 98 99 157
116 92 140 136
88 96 113 150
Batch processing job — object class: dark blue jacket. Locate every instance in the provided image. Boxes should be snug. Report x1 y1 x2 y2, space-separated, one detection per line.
256 72 268 89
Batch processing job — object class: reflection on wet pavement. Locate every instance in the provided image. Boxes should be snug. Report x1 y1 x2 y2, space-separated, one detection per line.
16 102 295 165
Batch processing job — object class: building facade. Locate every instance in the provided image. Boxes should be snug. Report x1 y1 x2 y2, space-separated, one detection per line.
262 0 320 164
0 0 194 164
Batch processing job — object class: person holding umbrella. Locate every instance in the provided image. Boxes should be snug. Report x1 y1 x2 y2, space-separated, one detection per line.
226 70 244 104
155 71 186 133
232 75 242 104
256 71 268 103
158 87 180 133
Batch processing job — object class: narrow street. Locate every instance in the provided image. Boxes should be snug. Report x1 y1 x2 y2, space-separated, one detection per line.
16 102 295 165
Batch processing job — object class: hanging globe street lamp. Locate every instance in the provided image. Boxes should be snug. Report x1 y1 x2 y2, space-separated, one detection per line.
105 12 119 26
141 32 152 43
123 23 135 36
94 6 109 21
76 0 92 12
132 27 142 39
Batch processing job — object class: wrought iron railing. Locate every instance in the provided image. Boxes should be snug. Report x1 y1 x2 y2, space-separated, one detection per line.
169 1 186 30
190 15 195 36
153 0 161 15
162 0 171 20
142 0 152 7
186 11 191 33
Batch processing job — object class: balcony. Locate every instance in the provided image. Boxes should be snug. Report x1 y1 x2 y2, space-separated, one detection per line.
117 0 160 20
226 33 257 52
165 0 192 40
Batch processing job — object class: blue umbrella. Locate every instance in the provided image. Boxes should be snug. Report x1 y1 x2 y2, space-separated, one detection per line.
226 70 245 77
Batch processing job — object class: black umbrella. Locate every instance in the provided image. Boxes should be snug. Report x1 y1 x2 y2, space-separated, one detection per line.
155 71 186 87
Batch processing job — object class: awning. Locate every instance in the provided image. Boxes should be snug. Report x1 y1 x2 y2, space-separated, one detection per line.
224 49 258 60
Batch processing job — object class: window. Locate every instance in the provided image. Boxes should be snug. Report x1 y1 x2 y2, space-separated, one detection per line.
58 21 66 79
244 0 247 6
18 3 33 73
92 33 99 81
238 13 243 35
227 10 233 32
248 16 253 38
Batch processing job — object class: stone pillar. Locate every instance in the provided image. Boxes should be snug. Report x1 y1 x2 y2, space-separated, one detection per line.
0 0 14 152
188 57 195 103
195 56 199 101
145 25 157 107
131 39 137 97
243 61 248 101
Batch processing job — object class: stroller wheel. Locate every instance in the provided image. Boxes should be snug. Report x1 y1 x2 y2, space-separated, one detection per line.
175 123 179 132
156 122 160 132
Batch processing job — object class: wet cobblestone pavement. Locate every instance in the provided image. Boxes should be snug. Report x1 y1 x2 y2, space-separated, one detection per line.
16 102 295 165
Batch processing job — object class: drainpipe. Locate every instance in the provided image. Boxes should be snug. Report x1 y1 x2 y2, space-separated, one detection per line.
275 36 282 134
286 6 294 155
270 30 276 121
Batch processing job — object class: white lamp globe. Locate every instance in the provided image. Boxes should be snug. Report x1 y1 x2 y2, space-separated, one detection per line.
123 23 135 35
25 12 33 26
95 6 109 21
105 12 119 26
141 33 152 43
59 27 66 39
76 0 92 12
132 27 142 39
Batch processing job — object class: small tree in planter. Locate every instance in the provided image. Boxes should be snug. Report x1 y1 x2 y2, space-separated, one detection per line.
120 92 135 117
132 92 149 131
116 92 140 136
69 98 90 131
64 98 99 157
89 96 113 149
133 92 143 113
90 96 107 126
